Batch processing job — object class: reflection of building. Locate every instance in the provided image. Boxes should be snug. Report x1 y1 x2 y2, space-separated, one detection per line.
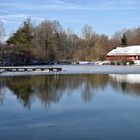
109 74 140 84
106 45 140 63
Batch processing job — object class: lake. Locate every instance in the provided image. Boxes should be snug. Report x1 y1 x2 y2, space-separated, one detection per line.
0 65 140 140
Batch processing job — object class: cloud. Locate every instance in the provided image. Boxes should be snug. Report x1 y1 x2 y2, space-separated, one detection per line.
0 14 45 24
1 0 140 38
0 0 140 13
0 14 27 21
0 0 86 11
92 0 140 10
0 0 113 12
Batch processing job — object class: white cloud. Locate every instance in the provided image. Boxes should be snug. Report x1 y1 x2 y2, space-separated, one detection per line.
92 0 140 10
0 14 27 21
1 0 140 38
0 0 86 11
0 0 140 12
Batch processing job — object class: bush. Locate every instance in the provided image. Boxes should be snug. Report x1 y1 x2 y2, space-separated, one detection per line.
128 61 134 65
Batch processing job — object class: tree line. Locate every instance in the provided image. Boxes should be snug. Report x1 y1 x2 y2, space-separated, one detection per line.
1 74 140 108
1 18 140 63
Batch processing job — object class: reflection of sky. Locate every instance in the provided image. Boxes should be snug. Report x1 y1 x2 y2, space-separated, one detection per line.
1 78 140 112
1 75 140 139
0 87 23 111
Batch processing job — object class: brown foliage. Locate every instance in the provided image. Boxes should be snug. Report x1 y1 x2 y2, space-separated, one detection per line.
5 18 140 62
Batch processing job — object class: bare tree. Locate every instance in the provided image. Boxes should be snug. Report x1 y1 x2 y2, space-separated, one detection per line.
0 21 5 44
81 24 97 60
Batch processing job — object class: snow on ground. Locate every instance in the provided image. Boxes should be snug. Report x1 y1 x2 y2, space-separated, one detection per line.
134 60 140 65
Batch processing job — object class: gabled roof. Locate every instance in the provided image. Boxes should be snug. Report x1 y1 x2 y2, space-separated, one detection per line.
107 45 140 56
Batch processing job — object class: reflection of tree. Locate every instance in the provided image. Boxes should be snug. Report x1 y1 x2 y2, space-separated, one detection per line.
1 74 108 108
81 74 108 103
2 74 140 108
0 90 4 105
110 77 140 96
6 77 33 108
0 77 6 105
121 82 127 92
81 81 93 103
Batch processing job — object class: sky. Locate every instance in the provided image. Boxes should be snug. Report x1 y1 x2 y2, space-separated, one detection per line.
0 0 140 38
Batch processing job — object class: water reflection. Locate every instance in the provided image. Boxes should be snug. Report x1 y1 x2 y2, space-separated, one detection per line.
109 74 140 84
109 74 140 96
0 78 5 105
0 74 140 108
0 89 4 105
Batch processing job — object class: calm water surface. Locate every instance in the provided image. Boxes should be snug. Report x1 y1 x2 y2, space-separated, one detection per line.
0 73 140 140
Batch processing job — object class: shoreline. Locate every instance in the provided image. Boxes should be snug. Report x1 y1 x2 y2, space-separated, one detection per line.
1 65 140 76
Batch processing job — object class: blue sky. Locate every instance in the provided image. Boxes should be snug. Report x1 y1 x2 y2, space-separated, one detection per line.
0 0 140 38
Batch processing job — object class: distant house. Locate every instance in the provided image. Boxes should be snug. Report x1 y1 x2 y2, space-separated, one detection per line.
106 45 140 63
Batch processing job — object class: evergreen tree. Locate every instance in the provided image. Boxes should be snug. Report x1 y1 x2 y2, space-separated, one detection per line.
121 33 127 47
7 18 33 48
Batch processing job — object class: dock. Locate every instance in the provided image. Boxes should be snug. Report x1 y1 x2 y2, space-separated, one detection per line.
0 66 62 73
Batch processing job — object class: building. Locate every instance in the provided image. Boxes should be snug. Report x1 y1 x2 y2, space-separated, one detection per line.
106 45 140 63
